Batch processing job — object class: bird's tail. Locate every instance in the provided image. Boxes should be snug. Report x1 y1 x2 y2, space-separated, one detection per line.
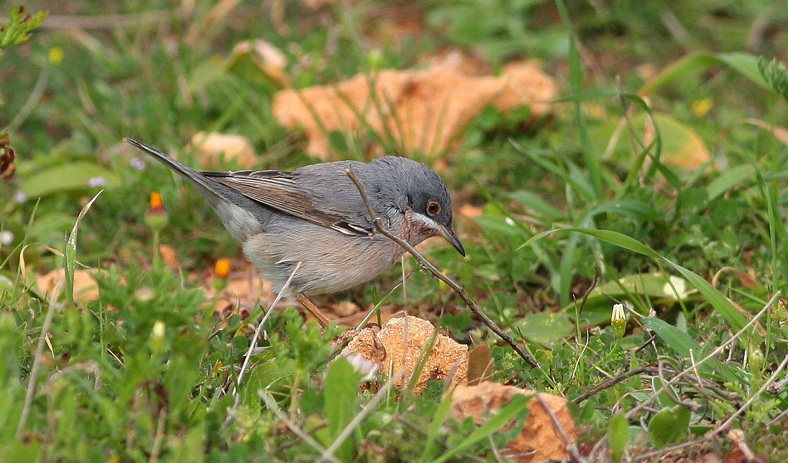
124 138 225 205
124 138 265 241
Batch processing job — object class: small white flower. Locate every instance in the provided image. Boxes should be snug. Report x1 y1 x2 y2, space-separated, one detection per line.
15 192 26 203
0 230 14 246
344 353 379 382
505 217 515 226
88 176 106 187
129 157 146 171
611 303 628 338
612 303 626 322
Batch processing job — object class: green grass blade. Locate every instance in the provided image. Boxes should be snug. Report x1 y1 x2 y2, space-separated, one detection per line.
521 228 759 344
642 317 740 383
65 190 103 305
706 165 755 201
418 392 454 463
555 0 601 197
641 52 770 96
431 394 529 463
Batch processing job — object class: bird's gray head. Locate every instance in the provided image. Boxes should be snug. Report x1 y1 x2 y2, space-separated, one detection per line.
367 157 464 256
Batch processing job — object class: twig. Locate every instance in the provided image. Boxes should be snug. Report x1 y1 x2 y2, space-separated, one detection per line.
532 393 588 463
633 437 714 462
656 360 698 411
625 290 780 421
487 434 506 463
149 406 168 463
712 350 788 436
766 405 788 427
572 365 653 404
26 10 194 29
345 169 539 368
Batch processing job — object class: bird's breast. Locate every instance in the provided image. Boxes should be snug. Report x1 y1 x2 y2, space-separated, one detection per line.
242 222 406 296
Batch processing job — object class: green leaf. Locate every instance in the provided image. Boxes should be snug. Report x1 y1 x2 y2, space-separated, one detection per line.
65 191 102 305
716 52 769 89
563 272 693 326
0 7 47 50
21 162 120 199
419 392 454 463
555 0 601 196
590 199 661 222
642 317 740 383
474 214 527 237
641 52 770 96
608 413 629 463
242 358 294 408
706 164 755 201
433 394 530 463
757 56 788 102
518 311 574 345
524 228 758 345
648 405 691 448
591 112 710 171
651 376 678 408
597 272 690 301
322 357 360 462
509 190 564 220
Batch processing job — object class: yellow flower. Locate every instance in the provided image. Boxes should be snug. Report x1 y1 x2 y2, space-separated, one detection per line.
691 98 713 118
212 360 223 377
48 47 63 65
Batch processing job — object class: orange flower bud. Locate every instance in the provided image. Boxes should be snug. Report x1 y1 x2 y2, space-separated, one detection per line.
149 192 164 213
215 258 231 279
145 192 168 231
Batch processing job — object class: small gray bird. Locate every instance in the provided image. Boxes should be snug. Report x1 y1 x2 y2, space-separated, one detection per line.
124 139 464 324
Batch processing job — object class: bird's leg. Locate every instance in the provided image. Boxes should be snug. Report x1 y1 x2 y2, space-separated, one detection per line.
296 293 332 327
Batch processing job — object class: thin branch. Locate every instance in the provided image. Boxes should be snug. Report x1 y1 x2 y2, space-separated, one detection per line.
345 168 539 368
572 365 653 404
28 10 194 29
625 290 780 421
713 350 788 435
532 393 588 463
633 437 715 462
149 406 168 463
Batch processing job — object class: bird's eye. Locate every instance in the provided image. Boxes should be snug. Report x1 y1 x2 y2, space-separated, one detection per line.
426 199 441 216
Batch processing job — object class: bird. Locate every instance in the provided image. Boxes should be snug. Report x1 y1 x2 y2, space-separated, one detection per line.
124 138 465 325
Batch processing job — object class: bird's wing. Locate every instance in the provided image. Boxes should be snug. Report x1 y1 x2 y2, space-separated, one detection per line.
204 170 373 236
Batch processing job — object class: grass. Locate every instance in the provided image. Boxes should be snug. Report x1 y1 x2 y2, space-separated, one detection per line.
1 0 787 461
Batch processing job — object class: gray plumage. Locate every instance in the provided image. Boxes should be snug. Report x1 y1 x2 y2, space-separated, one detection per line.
124 139 464 296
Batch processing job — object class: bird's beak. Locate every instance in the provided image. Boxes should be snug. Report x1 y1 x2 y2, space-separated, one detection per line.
439 225 466 256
